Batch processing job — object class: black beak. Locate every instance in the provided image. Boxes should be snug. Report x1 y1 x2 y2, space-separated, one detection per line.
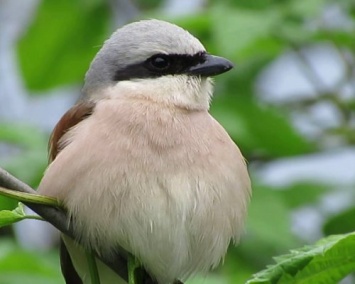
187 54 234 77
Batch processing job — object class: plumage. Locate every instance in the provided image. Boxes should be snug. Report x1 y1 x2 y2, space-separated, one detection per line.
49 101 95 161
38 19 251 284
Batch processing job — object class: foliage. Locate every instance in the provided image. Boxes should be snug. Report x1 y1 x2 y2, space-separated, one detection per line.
0 203 35 228
0 0 354 283
247 232 355 284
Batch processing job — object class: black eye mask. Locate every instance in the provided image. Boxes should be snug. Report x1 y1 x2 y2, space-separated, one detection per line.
113 52 207 81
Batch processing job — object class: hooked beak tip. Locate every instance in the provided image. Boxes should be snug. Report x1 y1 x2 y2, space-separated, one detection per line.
187 54 234 77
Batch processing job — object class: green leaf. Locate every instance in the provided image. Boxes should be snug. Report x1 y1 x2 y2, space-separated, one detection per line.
246 232 355 284
0 203 27 227
17 0 109 91
0 202 46 228
0 202 43 228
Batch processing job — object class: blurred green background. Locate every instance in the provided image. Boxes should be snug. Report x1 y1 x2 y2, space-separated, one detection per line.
0 0 354 283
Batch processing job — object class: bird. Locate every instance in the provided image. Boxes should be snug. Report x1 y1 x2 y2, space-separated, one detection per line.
37 19 251 284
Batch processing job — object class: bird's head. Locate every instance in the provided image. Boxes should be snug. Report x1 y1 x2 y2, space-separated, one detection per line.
83 19 233 110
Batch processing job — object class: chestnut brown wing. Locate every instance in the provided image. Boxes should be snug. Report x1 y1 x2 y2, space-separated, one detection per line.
49 100 95 161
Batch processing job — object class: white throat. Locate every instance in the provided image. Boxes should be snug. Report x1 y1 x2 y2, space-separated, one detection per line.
94 75 214 110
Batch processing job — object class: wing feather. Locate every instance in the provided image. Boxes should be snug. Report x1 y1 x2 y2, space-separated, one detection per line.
49 100 95 161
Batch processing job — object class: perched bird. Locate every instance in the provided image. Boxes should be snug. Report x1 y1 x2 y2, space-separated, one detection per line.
38 19 251 284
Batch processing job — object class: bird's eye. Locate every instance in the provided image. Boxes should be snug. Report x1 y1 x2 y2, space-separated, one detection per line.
149 55 170 70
